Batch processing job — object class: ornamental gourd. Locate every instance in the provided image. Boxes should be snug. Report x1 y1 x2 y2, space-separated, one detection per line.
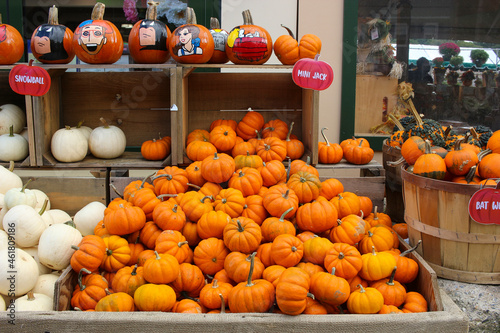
128 1 171 64
31 6 75 64
169 7 214 64
226 10 273 65
0 13 24 65
73 2 123 64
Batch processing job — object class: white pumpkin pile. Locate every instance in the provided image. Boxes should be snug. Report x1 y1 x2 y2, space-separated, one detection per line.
0 104 29 162
51 117 126 163
0 164 106 311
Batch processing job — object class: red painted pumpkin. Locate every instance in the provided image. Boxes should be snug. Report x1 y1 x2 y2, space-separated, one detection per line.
169 7 214 64
208 17 229 64
8 60 51 96
0 14 24 64
226 10 273 65
292 54 333 91
468 182 500 225
128 1 171 64
72 3 123 64
31 6 75 64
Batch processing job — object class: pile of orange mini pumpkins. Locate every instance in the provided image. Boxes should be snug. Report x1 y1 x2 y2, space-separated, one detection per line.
69 144 426 314
1 3 322 67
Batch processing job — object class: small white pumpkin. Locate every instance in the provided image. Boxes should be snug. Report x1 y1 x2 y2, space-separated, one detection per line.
32 189 51 211
0 248 39 296
2 204 47 247
3 180 37 210
46 209 72 225
0 193 4 209
0 208 6 230
73 121 93 156
0 161 23 194
73 201 106 236
32 273 59 298
38 222 82 270
0 104 26 135
88 117 126 159
22 246 53 275
51 126 88 162
20 127 29 142
0 125 29 162
14 291 53 311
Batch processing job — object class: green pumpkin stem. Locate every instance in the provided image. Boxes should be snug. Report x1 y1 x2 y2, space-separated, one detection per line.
357 284 366 293
387 266 397 285
279 207 294 222
320 127 330 146
38 199 49 216
77 268 92 291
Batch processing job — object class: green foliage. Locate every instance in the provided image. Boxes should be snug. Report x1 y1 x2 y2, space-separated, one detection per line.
449 56 464 66
470 49 489 61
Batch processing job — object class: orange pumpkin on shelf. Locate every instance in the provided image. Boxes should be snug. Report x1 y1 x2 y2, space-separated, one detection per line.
0 13 24 64
31 6 75 64
207 17 229 64
169 7 214 64
226 9 273 65
128 1 171 64
72 2 123 64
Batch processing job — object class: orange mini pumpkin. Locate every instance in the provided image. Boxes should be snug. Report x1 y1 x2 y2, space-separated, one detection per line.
169 7 214 64
72 3 123 64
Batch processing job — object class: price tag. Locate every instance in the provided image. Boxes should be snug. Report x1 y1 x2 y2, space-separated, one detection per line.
371 27 379 40
9 60 51 96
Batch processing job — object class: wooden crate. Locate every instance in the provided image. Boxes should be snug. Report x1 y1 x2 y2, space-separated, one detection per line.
29 64 175 168
317 160 385 210
172 64 319 166
0 67 33 168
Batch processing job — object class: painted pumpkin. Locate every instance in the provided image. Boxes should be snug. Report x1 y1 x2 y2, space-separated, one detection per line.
0 13 24 65
72 2 123 64
208 17 229 64
128 2 171 64
31 6 75 64
169 7 214 64
226 10 272 65
292 54 333 91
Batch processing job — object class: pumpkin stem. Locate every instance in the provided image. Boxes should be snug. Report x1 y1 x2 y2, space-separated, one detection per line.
286 122 295 142
386 156 406 167
153 250 161 260
71 245 80 251
131 264 138 276
109 183 123 199
77 268 92 291
146 1 159 20
307 292 315 300
371 246 376 256
406 98 423 127
338 252 345 260
279 207 294 222
314 54 321 61
373 206 379 219
245 252 257 287
91 2 106 21
236 219 245 232
177 241 189 248
212 279 219 288
26 291 35 301
8 125 14 137
400 239 422 257
20 178 34 193
320 127 330 146
218 293 226 314
388 114 405 131
210 17 221 30
48 5 59 25
37 198 49 216
387 266 397 285
280 24 295 39
186 7 197 25
357 284 366 293
242 9 254 25
187 183 201 190
99 117 110 128
330 267 337 276
8 160 15 172
201 195 213 203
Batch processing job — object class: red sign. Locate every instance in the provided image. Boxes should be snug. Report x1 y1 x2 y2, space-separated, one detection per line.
9 60 51 96
468 181 500 225
292 54 333 91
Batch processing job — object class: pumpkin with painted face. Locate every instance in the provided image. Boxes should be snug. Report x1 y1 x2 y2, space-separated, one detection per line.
31 6 75 64
73 2 123 64
128 1 171 64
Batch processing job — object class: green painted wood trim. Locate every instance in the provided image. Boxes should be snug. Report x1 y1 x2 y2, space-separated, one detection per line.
340 0 358 144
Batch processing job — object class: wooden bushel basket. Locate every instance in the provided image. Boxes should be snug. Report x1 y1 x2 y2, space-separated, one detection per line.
402 167 500 284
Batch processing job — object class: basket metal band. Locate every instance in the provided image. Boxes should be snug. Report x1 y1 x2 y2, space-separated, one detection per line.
405 214 500 244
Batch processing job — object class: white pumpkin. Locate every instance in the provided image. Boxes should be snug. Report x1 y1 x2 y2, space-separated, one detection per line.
38 222 82 270
20 127 29 142
0 293 5 311
14 291 53 311
0 161 23 194
3 183 37 210
3 205 47 247
0 126 29 162
0 208 6 230
32 189 51 211
32 273 59 298
74 122 93 156
0 248 39 296
51 126 88 162
0 193 4 209
88 117 126 159
0 104 26 135
46 209 72 225
22 246 53 275
73 201 106 236
0 229 8 250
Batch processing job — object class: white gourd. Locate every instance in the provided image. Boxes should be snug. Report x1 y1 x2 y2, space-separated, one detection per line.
2 205 47 247
0 126 29 162
88 117 126 159
38 222 82 270
73 201 106 236
14 291 53 311
0 248 39 296
50 126 88 162
22 246 53 275
32 273 59 298
0 161 23 194
3 181 37 210
0 104 26 135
